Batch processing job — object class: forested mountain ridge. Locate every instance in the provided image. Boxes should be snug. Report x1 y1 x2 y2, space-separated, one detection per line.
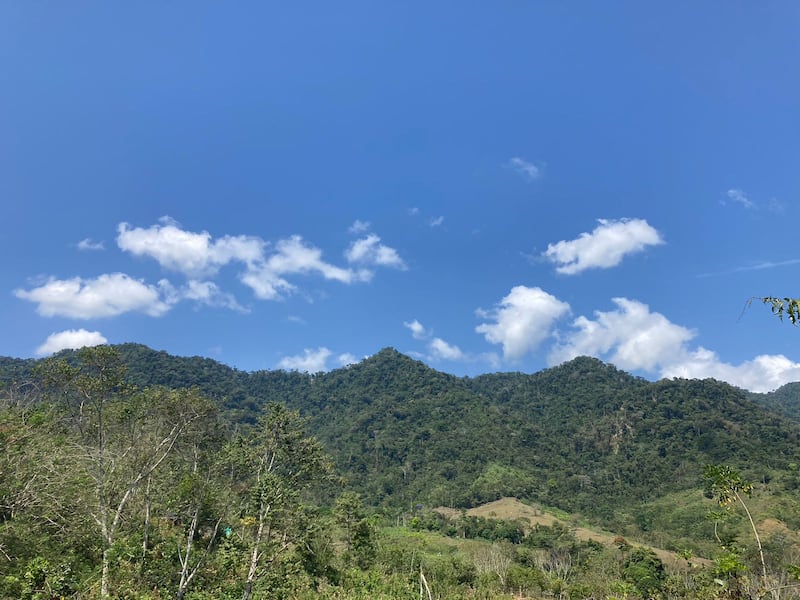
749 382 800 421
3 344 800 529
7 344 800 598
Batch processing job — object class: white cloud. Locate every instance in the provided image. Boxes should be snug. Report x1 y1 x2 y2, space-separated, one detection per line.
182 280 248 312
239 267 295 300
508 157 541 181
77 238 104 251
337 353 358 366
722 189 785 213
111 218 401 303
548 298 695 372
429 216 445 227
548 297 800 393
726 189 755 209
241 235 368 300
349 220 371 234
345 234 407 270
429 337 465 361
117 217 264 277
404 319 428 340
476 286 570 360
409 207 420 216
732 258 800 274
481 351 502 370
404 319 467 362
661 349 800 393
15 273 172 319
268 235 358 282
767 198 785 214
543 218 664 275
277 347 332 372
35 329 108 356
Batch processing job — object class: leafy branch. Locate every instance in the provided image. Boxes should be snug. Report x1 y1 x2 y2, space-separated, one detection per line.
754 297 800 325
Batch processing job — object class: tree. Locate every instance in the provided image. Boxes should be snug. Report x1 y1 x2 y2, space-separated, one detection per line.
40 346 205 599
166 401 225 600
172 447 225 600
704 464 776 599
334 491 364 553
0 399 76 594
623 547 665 596
225 402 332 600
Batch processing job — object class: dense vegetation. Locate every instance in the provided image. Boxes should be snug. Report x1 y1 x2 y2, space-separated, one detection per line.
749 383 800 422
3 344 800 598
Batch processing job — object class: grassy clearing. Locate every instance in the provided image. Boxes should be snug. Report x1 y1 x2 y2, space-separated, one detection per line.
436 497 713 568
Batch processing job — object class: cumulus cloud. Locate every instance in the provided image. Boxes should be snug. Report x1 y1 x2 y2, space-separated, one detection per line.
118 219 379 301
404 319 428 340
543 218 664 275
35 329 108 356
548 298 695 372
345 234 407 270
725 189 755 209
239 268 295 300
277 347 332 372
268 236 359 282
338 353 358 366
77 238 104 251
429 337 465 361
476 286 570 360
661 350 800 393
349 220 371 234
242 235 374 300
15 273 172 319
117 217 264 277
41 219 406 317
182 280 248 312
404 319 467 362
429 216 444 227
548 297 800 393
507 157 541 181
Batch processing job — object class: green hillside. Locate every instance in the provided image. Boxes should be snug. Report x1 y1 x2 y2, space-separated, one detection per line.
750 382 800 421
5 345 800 527
4 344 800 598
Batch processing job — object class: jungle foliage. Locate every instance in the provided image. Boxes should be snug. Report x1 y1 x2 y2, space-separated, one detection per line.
4 345 800 598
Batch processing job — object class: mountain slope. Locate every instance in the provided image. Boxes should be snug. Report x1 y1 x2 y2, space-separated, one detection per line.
3 345 800 532
750 382 800 421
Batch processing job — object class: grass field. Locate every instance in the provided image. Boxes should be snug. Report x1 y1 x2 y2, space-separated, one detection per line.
436 497 712 567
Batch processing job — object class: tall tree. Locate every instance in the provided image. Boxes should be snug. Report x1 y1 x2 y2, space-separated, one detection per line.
40 346 205 599
169 406 227 600
225 403 331 600
704 464 775 600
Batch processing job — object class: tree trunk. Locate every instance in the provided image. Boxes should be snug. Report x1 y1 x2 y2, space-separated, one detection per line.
142 475 151 562
177 505 199 599
101 547 111 600
243 502 265 600
242 580 253 600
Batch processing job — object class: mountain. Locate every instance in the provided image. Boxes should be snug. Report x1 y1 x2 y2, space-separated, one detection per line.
750 382 800 421
3 344 800 535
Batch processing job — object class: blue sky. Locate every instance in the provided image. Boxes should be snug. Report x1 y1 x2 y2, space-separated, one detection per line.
3 3 800 392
